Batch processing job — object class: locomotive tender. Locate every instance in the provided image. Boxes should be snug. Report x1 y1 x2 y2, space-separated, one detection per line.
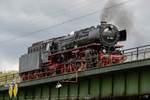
19 21 127 81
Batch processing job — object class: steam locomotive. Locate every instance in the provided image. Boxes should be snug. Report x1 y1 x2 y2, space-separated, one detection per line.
19 21 127 81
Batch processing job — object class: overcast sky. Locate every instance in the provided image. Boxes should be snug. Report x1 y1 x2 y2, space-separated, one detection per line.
0 0 149 71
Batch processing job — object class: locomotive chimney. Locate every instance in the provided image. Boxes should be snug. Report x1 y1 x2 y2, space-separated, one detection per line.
101 21 107 25
100 21 107 29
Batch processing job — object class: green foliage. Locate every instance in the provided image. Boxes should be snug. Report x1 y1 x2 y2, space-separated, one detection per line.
0 71 18 77
0 71 19 87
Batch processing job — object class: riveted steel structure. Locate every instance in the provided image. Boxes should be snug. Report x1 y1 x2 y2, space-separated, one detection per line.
1 45 150 100
1 59 150 100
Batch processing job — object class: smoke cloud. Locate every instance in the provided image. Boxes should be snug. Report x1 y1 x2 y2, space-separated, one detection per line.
100 0 143 48
101 0 133 31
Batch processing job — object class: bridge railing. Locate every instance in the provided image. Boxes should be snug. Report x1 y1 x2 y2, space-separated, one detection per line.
1 44 150 87
123 44 150 62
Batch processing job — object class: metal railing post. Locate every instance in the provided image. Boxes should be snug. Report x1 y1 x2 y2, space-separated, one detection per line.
137 47 139 60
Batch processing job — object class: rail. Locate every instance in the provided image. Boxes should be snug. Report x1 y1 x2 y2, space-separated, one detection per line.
1 44 150 87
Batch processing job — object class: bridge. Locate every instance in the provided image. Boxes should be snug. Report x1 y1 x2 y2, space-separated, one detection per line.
0 45 150 100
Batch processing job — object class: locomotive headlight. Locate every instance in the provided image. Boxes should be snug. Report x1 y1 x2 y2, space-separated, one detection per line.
102 49 106 53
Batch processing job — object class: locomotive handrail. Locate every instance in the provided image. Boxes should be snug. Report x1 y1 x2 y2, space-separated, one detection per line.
1 44 150 87
49 43 101 56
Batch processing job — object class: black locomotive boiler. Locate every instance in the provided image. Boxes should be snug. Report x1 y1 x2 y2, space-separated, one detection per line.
19 21 126 81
